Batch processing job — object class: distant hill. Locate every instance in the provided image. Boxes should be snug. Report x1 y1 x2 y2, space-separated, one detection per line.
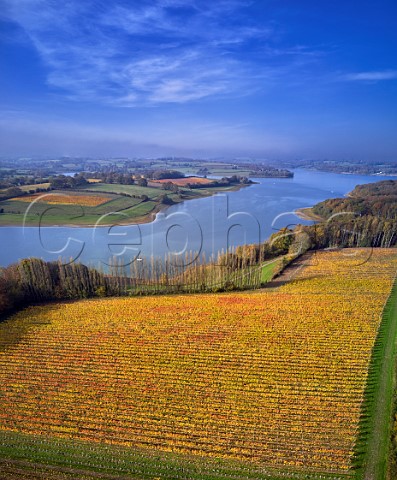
313 180 397 220
305 180 397 248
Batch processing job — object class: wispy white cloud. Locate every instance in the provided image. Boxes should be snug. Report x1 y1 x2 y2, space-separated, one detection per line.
1 0 318 106
113 50 247 105
342 70 397 82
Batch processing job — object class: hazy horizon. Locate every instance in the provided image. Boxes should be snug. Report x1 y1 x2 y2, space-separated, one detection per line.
1 1 397 161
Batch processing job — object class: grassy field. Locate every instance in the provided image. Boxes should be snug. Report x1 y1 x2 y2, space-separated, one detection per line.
205 168 252 177
82 183 164 198
0 192 146 226
139 161 254 178
0 249 396 479
260 257 284 282
14 182 51 192
83 182 242 198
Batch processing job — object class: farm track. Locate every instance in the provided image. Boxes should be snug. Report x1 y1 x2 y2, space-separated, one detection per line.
263 252 314 288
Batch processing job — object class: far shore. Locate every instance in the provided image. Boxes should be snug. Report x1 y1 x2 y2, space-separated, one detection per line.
0 183 251 228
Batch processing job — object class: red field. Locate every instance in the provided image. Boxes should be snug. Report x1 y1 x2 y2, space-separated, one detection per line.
153 176 214 186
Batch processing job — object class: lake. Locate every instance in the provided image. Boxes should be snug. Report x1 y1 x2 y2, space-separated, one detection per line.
0 169 394 268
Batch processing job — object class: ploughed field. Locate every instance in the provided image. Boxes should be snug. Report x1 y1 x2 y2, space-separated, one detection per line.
12 192 112 207
0 249 396 478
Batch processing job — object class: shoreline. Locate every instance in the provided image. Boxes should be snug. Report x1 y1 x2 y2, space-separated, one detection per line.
294 207 324 222
298 168 397 177
0 183 251 228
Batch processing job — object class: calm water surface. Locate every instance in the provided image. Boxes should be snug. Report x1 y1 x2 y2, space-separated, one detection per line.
0 169 394 268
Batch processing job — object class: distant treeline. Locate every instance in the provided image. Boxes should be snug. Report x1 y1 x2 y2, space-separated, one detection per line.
0 186 50 202
0 174 89 201
283 159 397 175
187 175 252 189
245 165 293 178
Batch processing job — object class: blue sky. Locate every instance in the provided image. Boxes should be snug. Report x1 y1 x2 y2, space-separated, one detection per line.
0 0 396 160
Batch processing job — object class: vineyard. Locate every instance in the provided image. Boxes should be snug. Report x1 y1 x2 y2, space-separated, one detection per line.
12 192 112 207
0 249 396 479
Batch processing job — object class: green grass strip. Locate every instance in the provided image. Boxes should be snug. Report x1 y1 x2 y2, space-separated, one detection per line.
0 430 352 480
353 278 397 480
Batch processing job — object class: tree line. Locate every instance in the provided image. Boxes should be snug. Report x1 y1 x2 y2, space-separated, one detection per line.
0 228 297 319
309 180 397 248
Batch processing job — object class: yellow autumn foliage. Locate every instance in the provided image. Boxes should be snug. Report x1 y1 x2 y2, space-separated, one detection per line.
0 248 395 473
